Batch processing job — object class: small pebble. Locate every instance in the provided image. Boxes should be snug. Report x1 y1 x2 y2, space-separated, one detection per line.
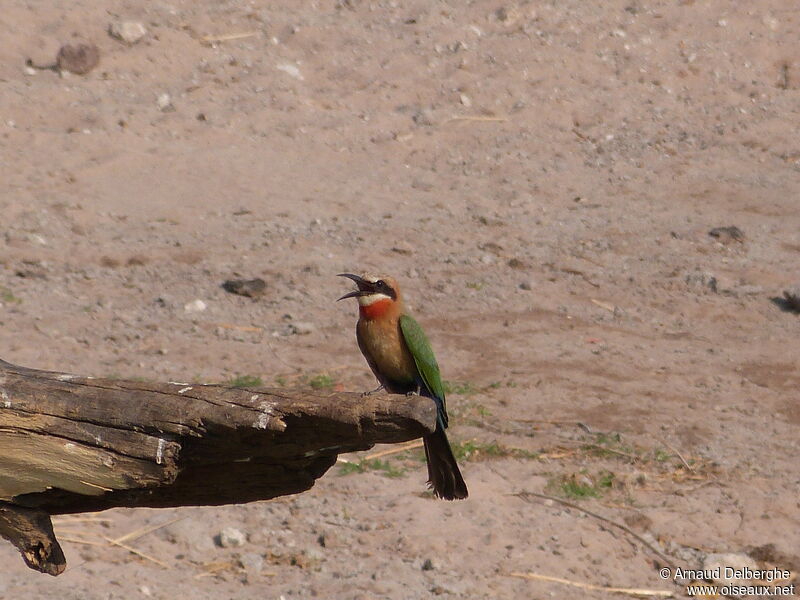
708 225 744 244
216 527 247 548
781 286 800 311
306 548 324 563
412 108 434 126
685 271 717 293
109 21 148 44
725 284 763 297
222 278 266 298
56 43 100 75
276 63 303 80
763 15 779 30
157 93 175 112
289 321 315 335
703 553 758 586
184 299 207 313
240 552 264 576
27 233 48 246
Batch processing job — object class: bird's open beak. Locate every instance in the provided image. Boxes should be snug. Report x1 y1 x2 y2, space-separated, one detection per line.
337 273 374 301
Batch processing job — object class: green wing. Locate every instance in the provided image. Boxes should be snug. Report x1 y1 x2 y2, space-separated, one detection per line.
399 314 448 428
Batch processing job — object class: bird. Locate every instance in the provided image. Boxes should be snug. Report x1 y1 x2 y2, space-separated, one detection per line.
338 273 468 500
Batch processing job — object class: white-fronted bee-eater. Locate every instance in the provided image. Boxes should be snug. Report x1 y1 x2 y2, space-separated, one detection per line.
338 273 468 500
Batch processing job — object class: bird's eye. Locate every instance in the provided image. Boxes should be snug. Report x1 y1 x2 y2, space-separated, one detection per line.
376 280 385 290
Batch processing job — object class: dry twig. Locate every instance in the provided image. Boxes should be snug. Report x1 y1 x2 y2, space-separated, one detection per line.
584 443 640 462
590 298 617 312
365 440 424 460
200 31 259 44
515 491 676 569
654 437 695 473
507 571 673 597
194 560 244 579
110 516 185 546
537 449 577 460
510 418 592 430
446 115 508 123
59 537 107 547
556 439 640 462
102 535 170 569
50 529 98 538
559 266 601 287
52 517 112 524
212 322 264 333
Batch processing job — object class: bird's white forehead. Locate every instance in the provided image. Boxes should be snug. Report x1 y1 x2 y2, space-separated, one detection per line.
361 273 381 283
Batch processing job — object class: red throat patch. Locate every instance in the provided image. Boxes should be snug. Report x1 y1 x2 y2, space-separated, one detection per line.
359 298 393 320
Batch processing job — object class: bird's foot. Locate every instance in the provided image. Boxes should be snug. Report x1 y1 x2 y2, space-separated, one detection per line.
361 384 385 398
405 385 421 397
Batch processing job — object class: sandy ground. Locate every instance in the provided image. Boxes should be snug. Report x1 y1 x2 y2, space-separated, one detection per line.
2 1 800 598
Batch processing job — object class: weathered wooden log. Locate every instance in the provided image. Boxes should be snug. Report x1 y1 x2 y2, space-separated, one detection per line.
0 359 436 575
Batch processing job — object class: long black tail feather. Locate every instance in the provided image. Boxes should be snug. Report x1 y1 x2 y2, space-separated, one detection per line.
423 426 468 500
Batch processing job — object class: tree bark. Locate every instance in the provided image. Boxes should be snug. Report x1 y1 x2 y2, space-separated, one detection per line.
0 359 436 575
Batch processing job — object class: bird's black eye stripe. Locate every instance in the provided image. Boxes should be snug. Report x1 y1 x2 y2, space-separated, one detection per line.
375 280 396 299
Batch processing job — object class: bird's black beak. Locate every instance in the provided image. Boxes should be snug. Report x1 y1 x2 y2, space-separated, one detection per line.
337 273 374 301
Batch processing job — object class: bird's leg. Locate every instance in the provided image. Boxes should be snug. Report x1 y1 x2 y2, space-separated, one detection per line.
361 383 385 398
405 384 421 397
